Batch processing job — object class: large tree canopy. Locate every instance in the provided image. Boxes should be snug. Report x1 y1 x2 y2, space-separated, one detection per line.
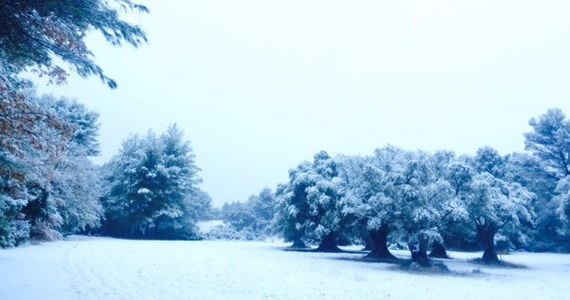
0 0 148 88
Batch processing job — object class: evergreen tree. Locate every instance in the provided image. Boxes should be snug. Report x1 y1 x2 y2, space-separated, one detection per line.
523 109 570 250
503 153 561 250
187 189 213 222
525 109 570 178
102 125 206 239
1 0 148 88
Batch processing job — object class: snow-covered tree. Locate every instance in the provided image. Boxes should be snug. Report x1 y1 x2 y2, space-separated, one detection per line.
222 201 257 233
345 147 457 263
502 153 561 251
473 147 505 179
554 177 570 240
347 146 410 260
332 155 372 249
1 0 148 88
397 152 457 265
45 97 103 235
51 156 102 234
218 188 276 241
0 86 57 246
1 89 103 246
525 109 570 179
187 189 213 222
433 158 472 256
522 109 570 250
49 97 100 156
466 173 535 263
304 151 352 252
102 125 206 240
272 151 354 251
250 188 276 232
228 188 276 237
273 161 314 248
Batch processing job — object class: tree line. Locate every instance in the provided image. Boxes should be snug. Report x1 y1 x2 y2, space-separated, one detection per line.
0 89 104 246
0 86 210 246
1 1 568 260
1 0 206 246
0 0 211 247
217 109 570 266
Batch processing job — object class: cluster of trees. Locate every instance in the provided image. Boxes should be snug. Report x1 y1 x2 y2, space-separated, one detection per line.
271 109 570 265
0 84 210 247
0 89 104 247
214 188 276 240
1 0 214 246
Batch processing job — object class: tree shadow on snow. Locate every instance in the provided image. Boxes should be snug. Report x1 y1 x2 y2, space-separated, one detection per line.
333 255 463 276
394 259 452 274
281 246 369 254
332 255 503 277
469 258 529 269
281 246 528 277
333 255 401 265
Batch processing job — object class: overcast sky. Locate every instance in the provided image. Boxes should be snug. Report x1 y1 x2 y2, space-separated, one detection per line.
38 0 570 206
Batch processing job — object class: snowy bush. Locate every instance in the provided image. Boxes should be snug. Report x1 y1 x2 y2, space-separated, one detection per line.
204 224 257 241
0 219 30 248
30 222 63 242
219 188 277 241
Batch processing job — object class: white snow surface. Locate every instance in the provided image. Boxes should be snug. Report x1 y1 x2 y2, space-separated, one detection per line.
1 236 569 300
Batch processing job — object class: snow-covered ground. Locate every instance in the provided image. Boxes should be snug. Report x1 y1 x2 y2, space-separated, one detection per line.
1 237 569 300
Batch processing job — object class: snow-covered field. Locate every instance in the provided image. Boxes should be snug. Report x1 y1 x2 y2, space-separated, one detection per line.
1 237 569 300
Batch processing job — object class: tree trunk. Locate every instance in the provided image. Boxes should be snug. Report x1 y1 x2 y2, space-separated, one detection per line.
360 223 372 251
409 233 432 267
316 232 342 252
365 225 398 260
477 219 499 263
429 240 450 259
290 238 307 249
481 232 499 262
362 234 372 251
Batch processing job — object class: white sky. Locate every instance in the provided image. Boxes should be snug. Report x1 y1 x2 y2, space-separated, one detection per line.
37 0 570 206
